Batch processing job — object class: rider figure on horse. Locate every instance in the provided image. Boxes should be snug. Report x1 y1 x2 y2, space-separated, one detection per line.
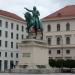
24 6 40 29
24 6 43 39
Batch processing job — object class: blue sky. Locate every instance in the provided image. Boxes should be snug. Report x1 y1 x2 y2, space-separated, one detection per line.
0 0 75 19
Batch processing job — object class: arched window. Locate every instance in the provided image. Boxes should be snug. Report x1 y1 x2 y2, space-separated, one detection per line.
47 24 51 32
48 38 51 45
66 37 70 44
57 24 60 31
66 23 70 31
57 37 61 45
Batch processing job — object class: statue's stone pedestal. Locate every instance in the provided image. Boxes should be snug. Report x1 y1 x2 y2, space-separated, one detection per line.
12 31 51 73
18 39 49 68
15 38 51 73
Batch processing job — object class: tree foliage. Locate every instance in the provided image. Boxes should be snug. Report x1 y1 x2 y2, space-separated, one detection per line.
49 59 55 68
55 59 64 68
49 59 75 68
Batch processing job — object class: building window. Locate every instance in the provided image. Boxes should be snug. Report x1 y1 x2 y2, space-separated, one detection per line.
57 50 61 54
10 60 14 69
11 23 13 29
5 52 7 57
0 30 2 37
66 37 70 44
49 50 51 54
22 34 24 39
5 41 8 47
0 52 1 57
57 24 60 31
5 31 8 38
11 32 13 39
4 60 8 70
22 26 24 32
47 38 51 45
11 42 13 48
0 60 1 70
16 24 19 30
66 50 70 54
66 23 70 31
16 34 19 40
11 53 13 58
16 53 18 58
16 43 18 49
47 24 51 32
57 37 61 45
5 22 8 28
0 40 1 47
0 20 2 27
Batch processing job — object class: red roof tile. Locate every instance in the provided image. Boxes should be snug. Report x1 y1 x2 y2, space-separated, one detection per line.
43 5 75 20
0 10 25 22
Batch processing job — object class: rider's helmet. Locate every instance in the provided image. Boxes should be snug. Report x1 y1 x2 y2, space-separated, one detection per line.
33 6 36 10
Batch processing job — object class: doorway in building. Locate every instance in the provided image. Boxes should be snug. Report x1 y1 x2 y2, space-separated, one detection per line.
10 60 14 69
0 60 2 71
4 60 8 71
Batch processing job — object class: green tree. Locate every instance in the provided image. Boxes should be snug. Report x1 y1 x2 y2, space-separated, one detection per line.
55 59 64 68
64 59 75 72
55 59 64 72
49 59 55 68
49 59 75 73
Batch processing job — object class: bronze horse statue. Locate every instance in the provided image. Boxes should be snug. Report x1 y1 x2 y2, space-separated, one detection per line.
24 12 43 39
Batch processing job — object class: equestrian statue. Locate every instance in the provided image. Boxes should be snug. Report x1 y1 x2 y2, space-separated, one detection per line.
24 6 43 39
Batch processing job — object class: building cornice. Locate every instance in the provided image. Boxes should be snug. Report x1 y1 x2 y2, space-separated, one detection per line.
45 30 75 37
48 44 75 49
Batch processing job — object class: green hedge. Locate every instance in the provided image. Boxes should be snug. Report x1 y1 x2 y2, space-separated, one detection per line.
49 59 75 68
